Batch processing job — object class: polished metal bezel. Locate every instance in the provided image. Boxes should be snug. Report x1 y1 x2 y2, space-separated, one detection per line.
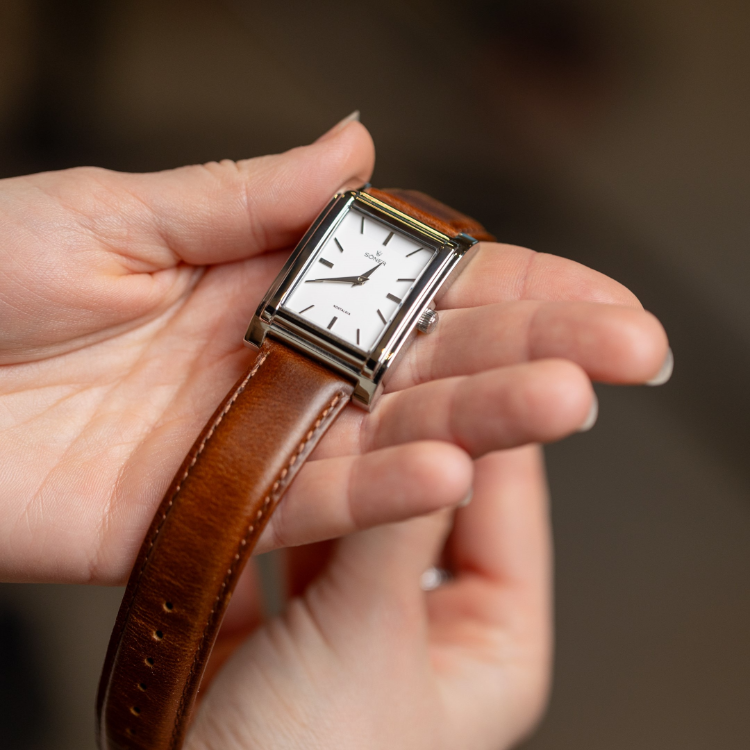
244 189 478 409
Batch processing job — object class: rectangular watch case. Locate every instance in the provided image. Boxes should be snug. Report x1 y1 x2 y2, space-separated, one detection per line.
245 189 478 409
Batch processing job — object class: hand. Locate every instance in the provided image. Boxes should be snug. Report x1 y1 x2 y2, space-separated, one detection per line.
186 445 552 750
0 119 669 584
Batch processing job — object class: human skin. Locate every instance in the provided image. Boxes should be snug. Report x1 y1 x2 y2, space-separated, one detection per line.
188 446 553 750
0 118 668 747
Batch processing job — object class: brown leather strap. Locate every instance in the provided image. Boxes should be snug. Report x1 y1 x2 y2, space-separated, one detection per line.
97 187 491 750
366 188 496 243
96 339 354 750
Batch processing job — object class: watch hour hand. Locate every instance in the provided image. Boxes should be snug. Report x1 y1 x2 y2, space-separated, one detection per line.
358 262 383 281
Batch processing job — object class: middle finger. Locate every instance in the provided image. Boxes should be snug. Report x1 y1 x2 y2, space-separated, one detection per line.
386 300 668 393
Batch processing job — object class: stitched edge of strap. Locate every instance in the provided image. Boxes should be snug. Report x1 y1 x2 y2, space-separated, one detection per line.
100 349 271 741
129 350 269 612
170 389 347 749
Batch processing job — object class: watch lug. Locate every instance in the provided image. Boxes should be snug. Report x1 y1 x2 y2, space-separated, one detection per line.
434 236 480 306
244 316 268 349
352 378 381 411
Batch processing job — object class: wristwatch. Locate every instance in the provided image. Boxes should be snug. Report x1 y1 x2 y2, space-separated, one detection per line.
96 186 493 750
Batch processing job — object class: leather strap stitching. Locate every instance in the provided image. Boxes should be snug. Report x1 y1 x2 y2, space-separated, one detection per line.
112 350 271 680
137 350 269 587
171 389 346 749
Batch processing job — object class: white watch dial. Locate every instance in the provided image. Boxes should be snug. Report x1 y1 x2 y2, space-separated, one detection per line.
281 208 436 352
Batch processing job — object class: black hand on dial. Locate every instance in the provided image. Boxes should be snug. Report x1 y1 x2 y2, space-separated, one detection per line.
305 275 363 284
358 262 383 281
306 262 383 287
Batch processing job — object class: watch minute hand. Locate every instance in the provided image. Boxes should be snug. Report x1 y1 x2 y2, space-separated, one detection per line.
305 275 363 284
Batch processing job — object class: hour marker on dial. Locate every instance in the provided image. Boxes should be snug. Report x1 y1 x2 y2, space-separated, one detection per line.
299 304 314 315
406 248 425 258
360 216 365 234
334 239 345 253
356 329 360 345
319 258 334 268
383 232 394 246
386 293 402 304
397 278 415 282
377 309 387 324
327 316 338 330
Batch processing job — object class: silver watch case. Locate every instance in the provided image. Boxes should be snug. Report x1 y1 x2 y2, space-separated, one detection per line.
244 189 479 410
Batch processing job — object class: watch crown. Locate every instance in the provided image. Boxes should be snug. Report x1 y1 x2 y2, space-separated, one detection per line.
417 308 439 334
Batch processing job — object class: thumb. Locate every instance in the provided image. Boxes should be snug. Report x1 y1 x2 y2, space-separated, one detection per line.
28 118 374 271
137 118 375 267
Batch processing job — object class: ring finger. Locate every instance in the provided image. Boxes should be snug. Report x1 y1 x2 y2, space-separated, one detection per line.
317 358 595 460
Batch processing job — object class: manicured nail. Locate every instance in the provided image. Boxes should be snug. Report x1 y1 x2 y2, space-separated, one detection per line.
457 488 473 508
647 347 673 386
578 394 599 432
316 110 360 142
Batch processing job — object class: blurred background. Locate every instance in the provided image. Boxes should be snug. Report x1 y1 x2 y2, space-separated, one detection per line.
1 0 749 747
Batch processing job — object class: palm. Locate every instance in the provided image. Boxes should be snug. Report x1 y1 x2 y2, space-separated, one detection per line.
0 249 284 582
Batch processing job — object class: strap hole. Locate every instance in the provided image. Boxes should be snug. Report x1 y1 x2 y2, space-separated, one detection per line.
130 706 141 716
153 630 164 641
145 657 155 667
163 601 174 612
138 683 147 691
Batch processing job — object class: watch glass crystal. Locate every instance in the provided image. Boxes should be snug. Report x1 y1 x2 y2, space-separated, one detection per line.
282 208 436 352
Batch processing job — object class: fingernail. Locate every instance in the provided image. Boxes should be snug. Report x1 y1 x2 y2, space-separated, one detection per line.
420 566 452 592
316 110 360 142
578 394 599 432
457 488 473 508
646 347 674 386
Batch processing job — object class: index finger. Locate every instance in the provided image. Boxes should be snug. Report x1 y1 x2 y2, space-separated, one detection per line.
441 243 642 309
